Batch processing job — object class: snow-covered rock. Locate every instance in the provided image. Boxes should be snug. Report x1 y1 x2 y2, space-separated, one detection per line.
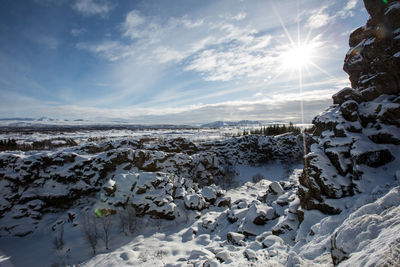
269 181 284 196
184 194 208 211
331 186 400 265
227 232 246 246
300 0 400 214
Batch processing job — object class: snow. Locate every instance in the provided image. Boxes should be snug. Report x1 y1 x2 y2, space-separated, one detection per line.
385 2 400 14
0 129 398 267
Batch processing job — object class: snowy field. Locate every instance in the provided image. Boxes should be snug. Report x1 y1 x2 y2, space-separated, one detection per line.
0 126 254 146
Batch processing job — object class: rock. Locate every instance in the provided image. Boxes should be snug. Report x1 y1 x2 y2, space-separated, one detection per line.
385 2 400 29
201 216 217 232
184 194 208 211
103 179 116 196
340 100 359 122
233 199 248 209
349 26 365 47
363 0 385 23
262 235 284 248
276 194 290 206
353 148 394 167
215 251 231 263
244 249 257 261
203 259 219 267
268 182 284 196
227 232 245 246
188 249 214 260
215 196 231 208
332 87 363 105
201 186 217 203
248 203 277 225
227 209 239 223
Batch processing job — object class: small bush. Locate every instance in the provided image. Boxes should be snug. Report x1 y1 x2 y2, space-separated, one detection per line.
53 225 64 251
81 213 98 255
215 165 237 189
118 205 137 234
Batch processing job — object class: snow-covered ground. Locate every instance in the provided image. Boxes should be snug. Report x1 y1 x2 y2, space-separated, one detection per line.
0 133 398 267
0 128 239 145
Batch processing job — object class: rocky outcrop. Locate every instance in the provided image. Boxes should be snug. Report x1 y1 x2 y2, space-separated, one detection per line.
0 133 302 236
299 0 400 214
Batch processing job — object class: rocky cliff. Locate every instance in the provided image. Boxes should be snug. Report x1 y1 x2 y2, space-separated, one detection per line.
299 0 400 214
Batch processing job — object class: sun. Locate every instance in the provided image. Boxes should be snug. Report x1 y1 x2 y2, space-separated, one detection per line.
280 43 315 70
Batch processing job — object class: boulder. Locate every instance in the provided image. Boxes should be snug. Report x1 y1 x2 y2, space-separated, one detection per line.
332 88 363 105
247 203 278 225
268 182 284 196
353 148 394 167
227 232 245 246
184 194 208 211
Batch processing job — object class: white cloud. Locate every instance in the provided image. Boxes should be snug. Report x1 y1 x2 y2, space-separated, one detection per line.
177 16 204 28
233 12 247 21
185 45 276 82
78 6 334 84
71 28 86 36
307 12 333 29
123 10 146 39
76 41 133 61
344 0 358 11
337 0 358 18
72 0 113 17
35 35 60 49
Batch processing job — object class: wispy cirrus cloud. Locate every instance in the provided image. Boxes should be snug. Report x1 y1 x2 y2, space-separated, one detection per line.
306 12 333 29
72 0 114 17
77 9 282 82
337 0 359 18
71 28 86 36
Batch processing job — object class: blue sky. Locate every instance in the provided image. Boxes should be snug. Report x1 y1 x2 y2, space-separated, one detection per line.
0 0 368 124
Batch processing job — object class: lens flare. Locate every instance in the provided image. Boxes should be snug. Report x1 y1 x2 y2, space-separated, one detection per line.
280 43 314 69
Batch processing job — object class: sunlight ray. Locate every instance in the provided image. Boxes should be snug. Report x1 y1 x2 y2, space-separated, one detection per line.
308 60 335 78
270 0 296 47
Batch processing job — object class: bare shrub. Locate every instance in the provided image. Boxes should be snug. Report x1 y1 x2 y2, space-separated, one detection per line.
100 215 113 250
155 249 168 259
138 250 151 262
81 213 98 255
53 225 64 251
118 205 137 234
215 165 237 189
252 173 265 183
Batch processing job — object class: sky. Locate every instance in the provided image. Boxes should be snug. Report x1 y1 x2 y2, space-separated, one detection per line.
0 0 369 124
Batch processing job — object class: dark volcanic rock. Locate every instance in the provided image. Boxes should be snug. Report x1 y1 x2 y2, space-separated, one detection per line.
299 0 400 214
354 149 394 167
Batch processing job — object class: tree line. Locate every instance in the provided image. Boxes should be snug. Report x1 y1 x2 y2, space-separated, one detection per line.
241 122 302 136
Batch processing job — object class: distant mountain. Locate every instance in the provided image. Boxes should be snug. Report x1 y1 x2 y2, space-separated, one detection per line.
200 120 288 128
200 120 263 128
37 116 57 122
0 117 35 121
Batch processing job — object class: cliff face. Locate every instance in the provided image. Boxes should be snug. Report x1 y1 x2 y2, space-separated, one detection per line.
299 0 400 214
